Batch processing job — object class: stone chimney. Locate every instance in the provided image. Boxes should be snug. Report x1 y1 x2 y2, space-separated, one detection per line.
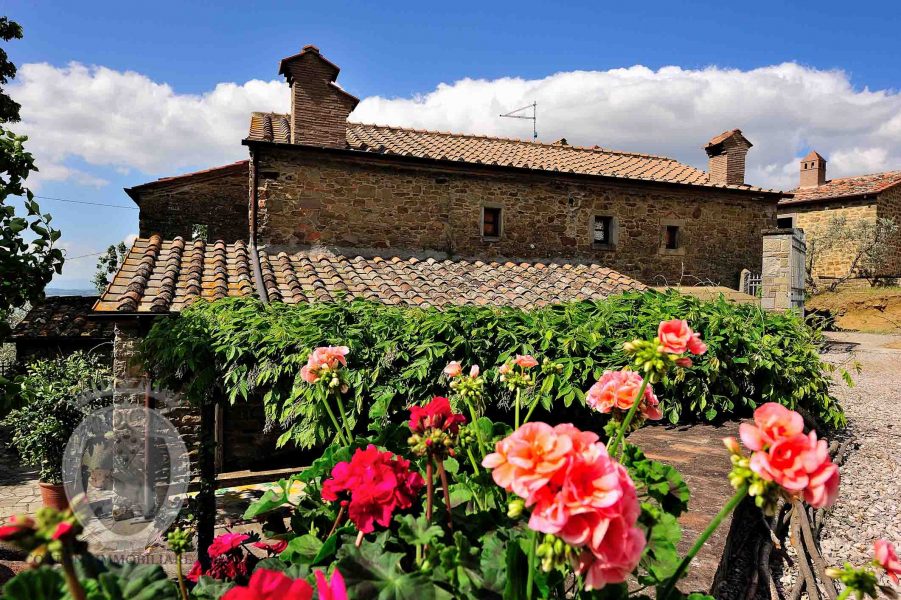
704 129 753 185
278 45 359 148
799 151 827 188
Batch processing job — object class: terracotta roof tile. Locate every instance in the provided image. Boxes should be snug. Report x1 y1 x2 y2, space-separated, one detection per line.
782 171 901 205
94 238 645 313
12 296 115 340
245 114 780 193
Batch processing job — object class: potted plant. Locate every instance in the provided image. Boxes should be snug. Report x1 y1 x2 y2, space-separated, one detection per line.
2 352 110 509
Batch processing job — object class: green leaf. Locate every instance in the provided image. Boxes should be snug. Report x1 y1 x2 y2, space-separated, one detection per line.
397 514 443 547
242 486 289 519
442 456 459 475
2 567 65 600
338 535 437 600
281 533 324 565
190 576 235 599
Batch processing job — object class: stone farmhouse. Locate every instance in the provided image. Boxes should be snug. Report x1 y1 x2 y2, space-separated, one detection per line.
777 152 901 279
86 45 790 470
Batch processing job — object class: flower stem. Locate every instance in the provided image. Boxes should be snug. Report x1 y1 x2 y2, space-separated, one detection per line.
437 460 454 530
464 447 487 511
467 404 486 455
327 503 346 539
515 387 522 429
660 483 749 600
60 547 87 600
606 377 649 459
332 390 354 442
425 459 434 523
319 392 349 446
522 395 539 424
175 553 189 600
526 529 538 600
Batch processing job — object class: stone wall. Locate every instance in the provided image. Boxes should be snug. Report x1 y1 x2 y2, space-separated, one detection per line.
131 162 249 242
876 185 901 277
255 147 777 287
781 191 901 280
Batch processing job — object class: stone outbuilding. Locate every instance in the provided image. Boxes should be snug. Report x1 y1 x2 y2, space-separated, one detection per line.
777 151 901 280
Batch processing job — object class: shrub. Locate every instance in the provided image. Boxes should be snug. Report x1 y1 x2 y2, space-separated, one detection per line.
142 290 845 451
1 352 110 483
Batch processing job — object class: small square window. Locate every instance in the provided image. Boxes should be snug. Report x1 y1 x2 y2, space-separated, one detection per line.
482 207 502 238
777 216 794 229
664 225 680 250
593 216 613 246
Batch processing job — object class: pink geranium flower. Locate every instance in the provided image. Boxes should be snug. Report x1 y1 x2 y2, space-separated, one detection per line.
585 370 662 420
469 364 480 377
300 346 350 383
484 423 645 589
315 569 349 600
221 568 312 600
443 361 463 378
740 403 839 509
657 319 707 356
514 354 539 369
875 540 901 584
739 403 805 451
482 422 575 499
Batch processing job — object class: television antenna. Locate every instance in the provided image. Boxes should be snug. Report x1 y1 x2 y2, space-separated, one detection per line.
499 101 537 140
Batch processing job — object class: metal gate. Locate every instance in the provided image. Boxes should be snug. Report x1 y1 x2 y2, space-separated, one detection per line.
790 229 807 313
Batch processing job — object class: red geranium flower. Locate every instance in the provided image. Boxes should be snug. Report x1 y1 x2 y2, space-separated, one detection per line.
408 396 467 435
221 568 312 600
252 540 288 555
209 532 250 558
321 445 424 533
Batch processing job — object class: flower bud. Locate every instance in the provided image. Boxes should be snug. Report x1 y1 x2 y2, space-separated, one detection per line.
722 437 741 454
507 498 525 518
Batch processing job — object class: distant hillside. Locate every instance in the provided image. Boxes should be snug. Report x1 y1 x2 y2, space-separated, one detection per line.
46 287 97 297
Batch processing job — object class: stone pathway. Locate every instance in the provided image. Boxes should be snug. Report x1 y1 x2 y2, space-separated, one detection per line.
818 332 901 582
630 422 741 594
0 429 41 520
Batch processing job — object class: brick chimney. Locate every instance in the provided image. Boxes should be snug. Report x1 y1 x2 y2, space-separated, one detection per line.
704 129 753 185
278 45 359 148
799 151 827 188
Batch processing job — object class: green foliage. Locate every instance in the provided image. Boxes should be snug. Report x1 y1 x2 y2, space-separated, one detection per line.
91 242 128 294
1 567 65 600
0 20 64 342
1 351 111 482
142 291 844 450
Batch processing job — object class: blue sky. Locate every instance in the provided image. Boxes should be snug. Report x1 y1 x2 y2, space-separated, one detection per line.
4 0 901 288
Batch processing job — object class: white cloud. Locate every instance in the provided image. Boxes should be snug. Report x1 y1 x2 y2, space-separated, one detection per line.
10 62 289 186
9 60 901 192
351 63 901 190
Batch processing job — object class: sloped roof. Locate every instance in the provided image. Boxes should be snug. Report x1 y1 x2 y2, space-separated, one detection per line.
12 296 115 340
246 114 782 194
93 236 645 314
782 171 901 205
125 160 248 203
802 151 826 162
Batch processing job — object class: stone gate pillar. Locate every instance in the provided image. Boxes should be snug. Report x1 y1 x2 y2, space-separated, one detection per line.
760 229 806 313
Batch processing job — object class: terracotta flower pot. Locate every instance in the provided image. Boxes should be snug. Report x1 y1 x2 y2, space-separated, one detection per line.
38 482 69 511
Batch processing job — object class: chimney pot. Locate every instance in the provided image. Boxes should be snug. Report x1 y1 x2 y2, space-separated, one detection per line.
799 151 827 188
278 46 359 148
704 129 752 186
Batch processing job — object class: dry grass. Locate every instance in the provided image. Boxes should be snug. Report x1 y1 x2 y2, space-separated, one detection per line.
808 285 901 333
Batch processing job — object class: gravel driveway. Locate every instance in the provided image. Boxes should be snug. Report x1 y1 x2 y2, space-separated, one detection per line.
818 332 901 579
